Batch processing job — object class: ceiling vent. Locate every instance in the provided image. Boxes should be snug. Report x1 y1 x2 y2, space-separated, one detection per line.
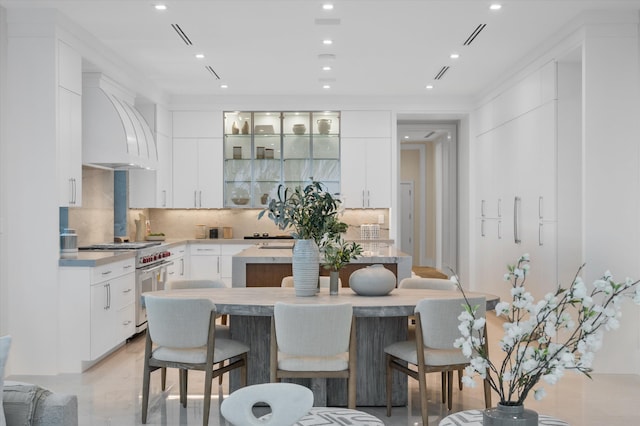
424 131 436 139
171 24 193 46
434 66 449 80
206 66 221 79
463 24 486 46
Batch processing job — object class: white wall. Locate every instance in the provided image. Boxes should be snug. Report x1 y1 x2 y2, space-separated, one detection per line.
0 5 8 338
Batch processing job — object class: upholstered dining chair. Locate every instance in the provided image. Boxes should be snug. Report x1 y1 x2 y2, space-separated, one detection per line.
385 296 489 426
221 382 314 426
162 279 230 390
141 295 249 426
270 302 356 408
398 276 464 396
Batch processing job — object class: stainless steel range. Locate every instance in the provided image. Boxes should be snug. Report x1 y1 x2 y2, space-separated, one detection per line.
79 241 172 333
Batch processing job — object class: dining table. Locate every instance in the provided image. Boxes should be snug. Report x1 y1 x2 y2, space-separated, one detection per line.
145 286 499 407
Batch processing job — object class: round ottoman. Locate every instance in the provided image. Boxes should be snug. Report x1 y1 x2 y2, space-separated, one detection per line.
294 407 385 425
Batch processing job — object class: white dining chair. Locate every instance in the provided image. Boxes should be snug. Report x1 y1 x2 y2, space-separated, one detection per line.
221 382 313 426
270 302 356 408
141 295 249 426
385 296 489 426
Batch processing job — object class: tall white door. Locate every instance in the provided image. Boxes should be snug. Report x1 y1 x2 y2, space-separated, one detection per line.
400 181 414 258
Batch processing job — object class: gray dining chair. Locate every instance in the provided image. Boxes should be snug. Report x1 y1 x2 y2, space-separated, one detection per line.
385 296 489 426
398 276 464 396
141 295 249 426
270 302 356 408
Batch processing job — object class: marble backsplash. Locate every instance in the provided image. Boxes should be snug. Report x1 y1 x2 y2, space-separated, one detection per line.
69 166 390 245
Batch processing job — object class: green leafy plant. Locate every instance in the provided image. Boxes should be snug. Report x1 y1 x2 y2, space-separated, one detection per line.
323 237 363 272
258 181 345 245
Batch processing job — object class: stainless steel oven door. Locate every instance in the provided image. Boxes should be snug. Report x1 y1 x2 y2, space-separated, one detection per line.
135 261 172 333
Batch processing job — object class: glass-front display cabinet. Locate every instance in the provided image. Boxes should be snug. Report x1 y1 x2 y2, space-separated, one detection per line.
223 111 340 208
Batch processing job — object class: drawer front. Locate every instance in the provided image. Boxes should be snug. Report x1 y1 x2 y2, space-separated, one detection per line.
91 258 135 283
190 244 221 256
117 304 135 341
112 274 135 310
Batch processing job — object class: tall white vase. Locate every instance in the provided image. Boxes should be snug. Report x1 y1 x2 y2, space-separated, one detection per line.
292 239 320 297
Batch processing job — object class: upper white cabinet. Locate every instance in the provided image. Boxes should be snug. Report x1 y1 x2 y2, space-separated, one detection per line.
173 111 222 137
173 138 223 208
57 45 82 207
341 110 391 138
341 137 391 208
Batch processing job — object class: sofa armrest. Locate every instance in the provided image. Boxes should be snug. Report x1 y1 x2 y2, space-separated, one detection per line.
3 381 78 426
33 393 78 426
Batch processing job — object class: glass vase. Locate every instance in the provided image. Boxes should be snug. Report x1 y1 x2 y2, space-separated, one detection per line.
329 270 340 295
483 403 538 426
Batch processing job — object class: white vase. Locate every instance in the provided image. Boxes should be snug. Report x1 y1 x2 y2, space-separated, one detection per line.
292 239 320 297
349 264 396 296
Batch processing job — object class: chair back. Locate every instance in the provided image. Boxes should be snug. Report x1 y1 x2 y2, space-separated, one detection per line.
221 383 313 426
274 302 352 356
415 296 485 349
399 277 458 291
281 276 294 287
166 279 226 290
144 295 215 349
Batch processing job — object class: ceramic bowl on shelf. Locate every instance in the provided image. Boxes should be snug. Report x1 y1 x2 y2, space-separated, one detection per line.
254 125 275 134
292 124 306 135
231 197 250 205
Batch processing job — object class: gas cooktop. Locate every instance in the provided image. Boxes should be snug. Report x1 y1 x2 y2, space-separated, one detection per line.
79 242 162 250
244 234 294 240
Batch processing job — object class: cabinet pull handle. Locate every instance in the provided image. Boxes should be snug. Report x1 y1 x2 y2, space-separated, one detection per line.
123 288 132 293
367 190 371 208
123 264 133 270
481 219 485 237
481 200 485 217
108 283 111 309
180 258 185 275
498 198 502 218
514 196 521 244
194 191 198 208
498 220 502 239
162 190 167 207
101 270 112 276
199 191 203 207
73 178 77 205
104 284 109 310
539 222 544 246
123 320 131 326
538 196 543 220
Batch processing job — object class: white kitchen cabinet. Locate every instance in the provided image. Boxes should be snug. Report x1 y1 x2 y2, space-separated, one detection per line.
173 138 223 208
166 244 187 281
340 137 391 208
129 133 173 208
59 257 135 372
58 40 81 95
57 87 82 207
220 244 253 286
340 110 391 138
189 244 222 280
173 111 222 138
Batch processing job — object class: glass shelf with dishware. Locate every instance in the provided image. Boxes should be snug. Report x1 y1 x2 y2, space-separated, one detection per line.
223 110 340 208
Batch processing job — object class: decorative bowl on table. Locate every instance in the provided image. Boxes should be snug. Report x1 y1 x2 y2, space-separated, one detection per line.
349 264 396 296
231 197 250 205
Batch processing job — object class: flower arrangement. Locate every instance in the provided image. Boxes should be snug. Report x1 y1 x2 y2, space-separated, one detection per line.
322 237 363 272
258 181 345 245
453 253 640 406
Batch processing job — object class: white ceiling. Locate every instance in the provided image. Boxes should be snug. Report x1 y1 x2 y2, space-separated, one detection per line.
2 0 640 100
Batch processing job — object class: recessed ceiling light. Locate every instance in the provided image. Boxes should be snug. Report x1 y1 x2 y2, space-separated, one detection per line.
154 4 167 11
426 85 434 89
404 136 409 139
450 53 460 59
220 84 228 89
323 39 333 45
195 53 205 59
323 85 331 89
323 4 334 10
322 66 332 71
490 3 502 10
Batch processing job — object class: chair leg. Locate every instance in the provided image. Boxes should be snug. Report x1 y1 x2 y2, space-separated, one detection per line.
447 370 453 410
141 333 153 424
161 367 167 390
179 369 188 408
441 372 446 404
240 353 248 387
218 361 224 385
385 354 393 417
417 365 429 426
203 363 214 426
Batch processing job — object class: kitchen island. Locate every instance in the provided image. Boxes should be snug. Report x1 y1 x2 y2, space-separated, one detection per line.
231 242 412 287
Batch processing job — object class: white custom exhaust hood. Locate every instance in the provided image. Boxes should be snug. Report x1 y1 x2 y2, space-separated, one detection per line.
82 73 158 170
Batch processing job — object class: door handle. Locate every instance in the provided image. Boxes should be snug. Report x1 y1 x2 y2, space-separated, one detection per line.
538 196 543 220
481 200 485 217
538 222 544 246
497 198 502 218
514 196 521 244
481 219 485 237
498 220 502 239
194 190 198 208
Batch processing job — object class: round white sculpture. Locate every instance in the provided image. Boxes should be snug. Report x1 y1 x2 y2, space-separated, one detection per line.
349 264 396 296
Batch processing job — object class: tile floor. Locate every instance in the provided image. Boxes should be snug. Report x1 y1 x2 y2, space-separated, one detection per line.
7 316 640 425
